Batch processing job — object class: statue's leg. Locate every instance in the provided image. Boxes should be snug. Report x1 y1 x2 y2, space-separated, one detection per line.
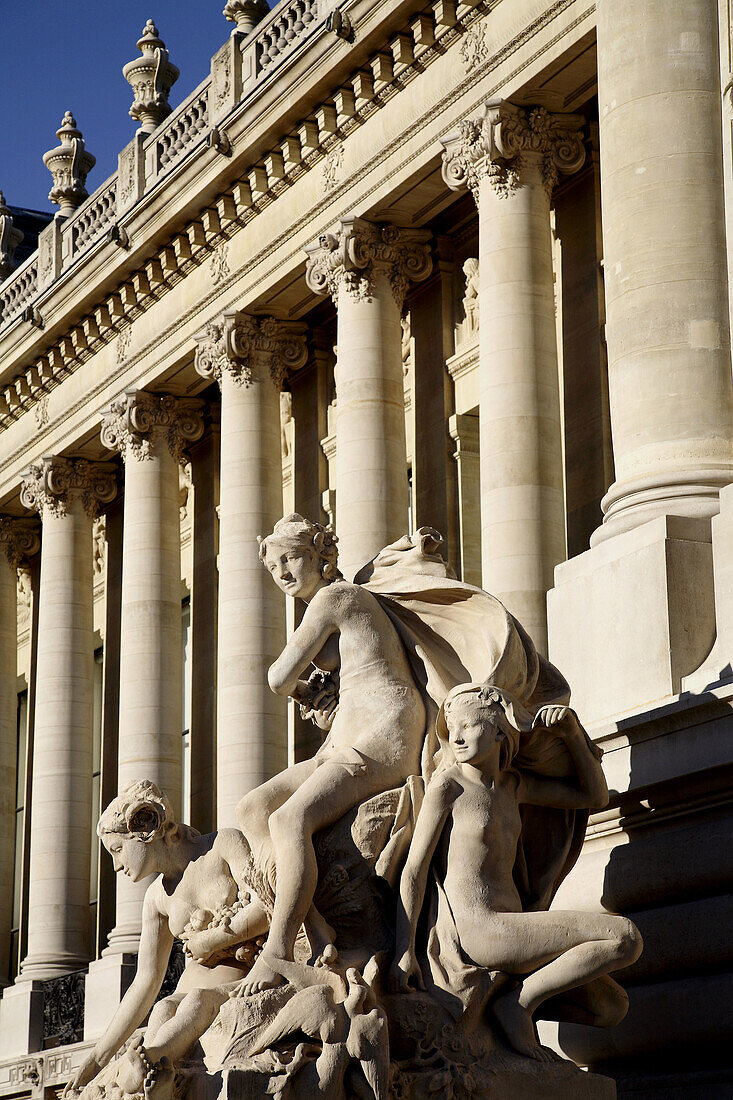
145 993 185 1045
145 987 228 1065
235 758 318 865
239 755 402 993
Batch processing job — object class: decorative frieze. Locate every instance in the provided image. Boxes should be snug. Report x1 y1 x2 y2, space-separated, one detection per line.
100 390 205 464
123 20 179 134
194 313 308 389
42 113 96 218
441 101 586 199
304 216 432 306
20 456 117 518
0 516 40 567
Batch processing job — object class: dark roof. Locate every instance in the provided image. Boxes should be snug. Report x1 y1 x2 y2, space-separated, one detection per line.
7 206 54 266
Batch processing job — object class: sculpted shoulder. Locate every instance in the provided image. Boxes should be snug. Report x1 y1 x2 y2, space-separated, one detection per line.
309 579 363 616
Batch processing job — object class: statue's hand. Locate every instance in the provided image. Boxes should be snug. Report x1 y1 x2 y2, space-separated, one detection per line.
180 926 226 963
298 675 339 730
388 950 424 994
63 1052 102 1097
533 704 579 735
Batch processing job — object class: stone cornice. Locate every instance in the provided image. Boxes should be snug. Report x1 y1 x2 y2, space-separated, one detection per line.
304 216 432 306
20 457 117 519
0 516 40 568
441 100 586 199
194 313 308 389
100 391 205 464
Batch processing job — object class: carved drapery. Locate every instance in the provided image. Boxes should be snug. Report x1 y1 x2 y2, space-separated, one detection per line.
194 313 308 390
0 517 40 568
441 101 586 199
100 390 205 464
304 216 432 307
20 457 117 519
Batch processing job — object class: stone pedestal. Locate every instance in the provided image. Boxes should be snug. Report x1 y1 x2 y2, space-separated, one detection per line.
17 458 116 981
0 980 44 1057
593 0 733 542
100 391 203 956
441 102 586 654
195 315 307 825
83 954 137 1042
305 217 431 581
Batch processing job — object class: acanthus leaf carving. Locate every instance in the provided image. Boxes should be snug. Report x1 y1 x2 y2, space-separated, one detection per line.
20 456 117 519
100 390 205 465
0 516 40 568
194 313 307 390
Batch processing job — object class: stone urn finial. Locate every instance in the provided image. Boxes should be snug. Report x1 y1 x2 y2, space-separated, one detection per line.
223 0 270 35
0 191 24 280
123 19 180 134
42 112 96 218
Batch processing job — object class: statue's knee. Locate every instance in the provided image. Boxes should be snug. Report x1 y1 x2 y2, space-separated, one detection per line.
148 996 177 1032
613 917 642 964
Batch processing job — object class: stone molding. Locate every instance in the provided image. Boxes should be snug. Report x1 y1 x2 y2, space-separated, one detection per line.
20 457 117 519
100 390 205 464
0 516 40 567
441 101 586 200
304 216 432 306
194 313 307 390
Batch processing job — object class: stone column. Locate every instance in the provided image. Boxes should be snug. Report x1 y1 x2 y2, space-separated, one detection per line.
305 218 432 581
448 414 481 587
98 391 203 960
591 0 733 542
195 314 307 826
17 458 116 979
441 103 585 653
0 519 39 987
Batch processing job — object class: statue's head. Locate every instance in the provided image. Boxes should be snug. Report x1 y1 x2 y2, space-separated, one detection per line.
258 513 341 599
97 779 179 882
437 684 524 771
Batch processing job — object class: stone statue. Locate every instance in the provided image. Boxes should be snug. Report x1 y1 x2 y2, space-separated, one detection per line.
72 520 640 1099
457 257 479 345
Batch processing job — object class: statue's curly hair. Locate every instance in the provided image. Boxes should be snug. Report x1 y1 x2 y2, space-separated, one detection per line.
258 513 342 582
97 779 176 843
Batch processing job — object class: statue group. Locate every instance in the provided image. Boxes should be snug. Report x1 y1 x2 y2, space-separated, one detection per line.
65 516 641 1100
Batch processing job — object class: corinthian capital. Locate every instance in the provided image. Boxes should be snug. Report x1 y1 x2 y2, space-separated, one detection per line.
304 217 432 307
0 517 40 568
194 313 308 390
20 457 117 519
100 391 205 464
441 101 585 199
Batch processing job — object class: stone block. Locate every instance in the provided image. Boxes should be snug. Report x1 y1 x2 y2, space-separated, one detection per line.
0 981 44 1057
548 516 715 723
84 954 138 1041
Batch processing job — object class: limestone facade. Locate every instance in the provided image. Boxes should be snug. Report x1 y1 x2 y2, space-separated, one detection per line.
0 1 731 1096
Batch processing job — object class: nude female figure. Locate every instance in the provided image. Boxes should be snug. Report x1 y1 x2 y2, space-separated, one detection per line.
235 514 426 993
389 685 642 1061
64 780 269 1100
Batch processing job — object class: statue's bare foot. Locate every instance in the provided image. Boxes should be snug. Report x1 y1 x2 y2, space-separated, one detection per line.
306 909 336 963
314 943 339 970
115 1043 148 1095
492 988 553 1063
235 952 286 994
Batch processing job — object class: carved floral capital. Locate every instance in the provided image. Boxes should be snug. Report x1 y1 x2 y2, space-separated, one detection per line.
100 391 205 464
441 101 585 200
20 457 117 519
194 313 308 390
304 217 433 307
0 517 40 568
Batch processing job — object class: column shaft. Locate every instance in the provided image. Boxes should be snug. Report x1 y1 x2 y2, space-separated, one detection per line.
0 546 18 984
594 0 733 541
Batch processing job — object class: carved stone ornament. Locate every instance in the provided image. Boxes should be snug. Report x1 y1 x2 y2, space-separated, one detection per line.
194 312 308 389
441 100 586 200
304 216 433 307
100 390 205 465
123 20 180 134
20 456 117 519
42 112 96 218
0 191 24 280
0 516 40 568
223 0 270 35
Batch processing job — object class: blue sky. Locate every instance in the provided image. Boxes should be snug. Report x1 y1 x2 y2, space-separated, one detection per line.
1 1 282 213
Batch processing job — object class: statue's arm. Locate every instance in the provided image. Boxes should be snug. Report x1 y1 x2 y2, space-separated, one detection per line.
390 776 458 992
517 706 609 811
267 588 338 700
92 884 174 1065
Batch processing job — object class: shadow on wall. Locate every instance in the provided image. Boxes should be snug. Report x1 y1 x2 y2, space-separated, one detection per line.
554 685 733 1098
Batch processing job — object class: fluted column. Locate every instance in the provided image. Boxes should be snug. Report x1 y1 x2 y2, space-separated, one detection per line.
195 314 307 825
592 0 733 542
99 391 203 955
18 458 116 979
305 218 432 580
0 519 39 986
441 103 585 653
